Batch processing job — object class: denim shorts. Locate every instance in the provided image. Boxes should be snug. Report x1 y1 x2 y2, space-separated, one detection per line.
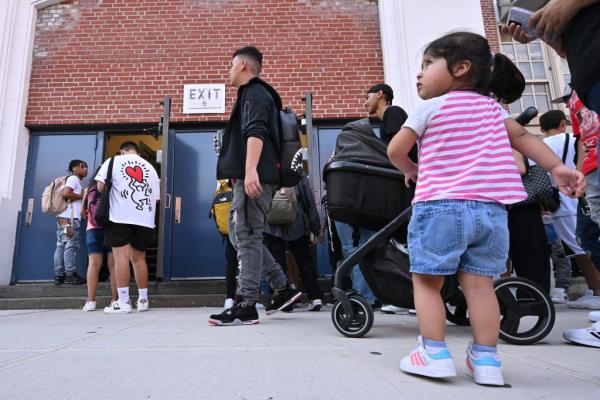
408 200 508 276
86 228 112 255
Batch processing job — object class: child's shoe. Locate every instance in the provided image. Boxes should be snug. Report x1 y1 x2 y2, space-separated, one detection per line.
464 343 505 386
400 336 456 378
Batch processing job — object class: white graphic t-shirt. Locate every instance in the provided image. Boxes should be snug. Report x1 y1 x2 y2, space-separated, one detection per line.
57 175 83 220
95 154 160 228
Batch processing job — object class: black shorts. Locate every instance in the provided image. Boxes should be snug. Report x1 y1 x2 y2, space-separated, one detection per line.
103 222 155 252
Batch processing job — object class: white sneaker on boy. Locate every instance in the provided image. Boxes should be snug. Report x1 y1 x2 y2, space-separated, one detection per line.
104 300 132 314
563 321 600 348
136 299 149 312
588 311 600 322
551 288 568 304
400 336 456 378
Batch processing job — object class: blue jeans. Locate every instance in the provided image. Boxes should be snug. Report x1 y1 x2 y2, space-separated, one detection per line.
576 206 600 272
334 221 377 304
53 218 81 276
409 200 509 276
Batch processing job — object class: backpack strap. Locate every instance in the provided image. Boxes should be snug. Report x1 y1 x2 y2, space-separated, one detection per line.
561 134 570 163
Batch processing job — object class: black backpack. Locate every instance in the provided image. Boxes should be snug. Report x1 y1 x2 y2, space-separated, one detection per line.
278 107 303 187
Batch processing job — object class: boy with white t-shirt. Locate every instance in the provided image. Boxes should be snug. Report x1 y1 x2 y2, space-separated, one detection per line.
54 160 88 285
95 142 160 313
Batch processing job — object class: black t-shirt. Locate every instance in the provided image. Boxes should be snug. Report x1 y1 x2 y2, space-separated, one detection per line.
380 105 417 162
564 3 600 102
380 105 408 145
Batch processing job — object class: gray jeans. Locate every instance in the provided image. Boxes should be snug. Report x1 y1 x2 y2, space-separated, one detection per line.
549 238 571 289
228 180 287 302
53 218 81 276
585 170 600 227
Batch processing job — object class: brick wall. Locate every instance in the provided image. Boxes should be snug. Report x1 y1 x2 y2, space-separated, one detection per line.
25 0 383 126
480 0 500 52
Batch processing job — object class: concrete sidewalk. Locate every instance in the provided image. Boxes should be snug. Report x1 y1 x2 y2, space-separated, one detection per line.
0 304 598 400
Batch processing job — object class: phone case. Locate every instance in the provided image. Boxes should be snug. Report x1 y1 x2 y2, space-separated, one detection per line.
507 6 537 36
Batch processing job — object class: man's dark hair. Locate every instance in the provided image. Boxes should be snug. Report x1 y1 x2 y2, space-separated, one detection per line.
120 141 139 153
232 46 263 73
539 110 567 132
368 84 394 105
67 159 87 173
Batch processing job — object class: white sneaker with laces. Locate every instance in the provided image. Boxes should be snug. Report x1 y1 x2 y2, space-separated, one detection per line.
551 288 569 304
82 301 96 312
464 343 504 386
381 304 405 314
104 300 132 314
400 336 456 378
588 311 600 322
307 299 322 312
224 298 235 310
563 321 600 348
136 299 149 312
567 289 594 308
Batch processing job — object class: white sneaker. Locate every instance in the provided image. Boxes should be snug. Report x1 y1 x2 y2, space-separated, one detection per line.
82 301 96 312
224 298 235 310
563 321 600 348
567 289 594 309
307 299 322 312
464 344 504 386
400 336 456 378
588 311 600 322
104 301 132 314
551 288 569 304
381 304 405 314
568 294 600 310
136 299 149 312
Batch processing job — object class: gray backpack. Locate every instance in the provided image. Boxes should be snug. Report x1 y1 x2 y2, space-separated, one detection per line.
267 187 298 225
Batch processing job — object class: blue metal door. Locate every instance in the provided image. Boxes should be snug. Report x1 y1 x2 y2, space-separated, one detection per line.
169 131 225 279
13 132 104 281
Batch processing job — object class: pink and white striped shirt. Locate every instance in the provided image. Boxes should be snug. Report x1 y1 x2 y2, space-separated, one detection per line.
403 91 527 204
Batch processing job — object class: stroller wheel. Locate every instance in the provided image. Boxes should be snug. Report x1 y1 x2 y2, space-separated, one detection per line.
495 277 555 345
445 291 470 326
331 295 374 338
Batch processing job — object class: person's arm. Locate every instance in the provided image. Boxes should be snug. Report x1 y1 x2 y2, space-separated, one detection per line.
513 150 527 175
529 0 599 42
80 188 88 219
506 118 585 197
62 177 83 201
245 137 263 198
387 127 419 188
576 138 585 172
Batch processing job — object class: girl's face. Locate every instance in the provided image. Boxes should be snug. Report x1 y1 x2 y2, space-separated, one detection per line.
416 54 455 100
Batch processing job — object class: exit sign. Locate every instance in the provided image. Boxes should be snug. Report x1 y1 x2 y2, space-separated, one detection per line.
183 84 225 114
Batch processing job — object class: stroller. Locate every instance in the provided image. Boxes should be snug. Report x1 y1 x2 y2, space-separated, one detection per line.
323 108 555 345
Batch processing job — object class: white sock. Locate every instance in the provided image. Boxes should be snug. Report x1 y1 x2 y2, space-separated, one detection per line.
118 287 130 305
138 288 148 301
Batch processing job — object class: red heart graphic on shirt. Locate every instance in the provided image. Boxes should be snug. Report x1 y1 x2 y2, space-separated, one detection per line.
125 166 144 183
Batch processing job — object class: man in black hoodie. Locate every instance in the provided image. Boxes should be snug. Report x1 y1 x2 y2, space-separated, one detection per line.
209 46 301 326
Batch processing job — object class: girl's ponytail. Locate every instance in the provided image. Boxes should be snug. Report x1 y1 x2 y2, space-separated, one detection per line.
489 53 525 104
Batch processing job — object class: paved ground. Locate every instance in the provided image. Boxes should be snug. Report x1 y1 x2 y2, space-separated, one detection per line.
0 304 598 400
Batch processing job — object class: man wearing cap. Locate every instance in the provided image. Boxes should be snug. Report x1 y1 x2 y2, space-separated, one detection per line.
364 84 408 145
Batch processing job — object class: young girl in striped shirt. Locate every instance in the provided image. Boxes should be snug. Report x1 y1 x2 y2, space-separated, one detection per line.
388 31 585 386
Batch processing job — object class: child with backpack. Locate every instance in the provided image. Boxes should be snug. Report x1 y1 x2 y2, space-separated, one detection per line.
387 32 585 385
80 166 117 311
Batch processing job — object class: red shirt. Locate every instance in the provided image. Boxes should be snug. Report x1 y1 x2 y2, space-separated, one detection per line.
568 91 600 175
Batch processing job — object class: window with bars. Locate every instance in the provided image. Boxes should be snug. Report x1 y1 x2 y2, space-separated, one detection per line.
501 35 551 115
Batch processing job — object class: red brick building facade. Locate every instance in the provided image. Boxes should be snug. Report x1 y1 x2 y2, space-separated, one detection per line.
26 0 384 126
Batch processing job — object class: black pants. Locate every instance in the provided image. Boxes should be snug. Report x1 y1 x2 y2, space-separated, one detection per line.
508 204 550 293
264 233 323 300
224 237 238 299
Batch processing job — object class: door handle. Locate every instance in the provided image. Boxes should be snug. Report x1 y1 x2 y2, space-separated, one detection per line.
26 198 34 226
174 196 182 224
164 193 171 209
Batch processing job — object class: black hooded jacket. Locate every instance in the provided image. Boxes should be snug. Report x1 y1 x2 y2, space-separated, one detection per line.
217 77 282 185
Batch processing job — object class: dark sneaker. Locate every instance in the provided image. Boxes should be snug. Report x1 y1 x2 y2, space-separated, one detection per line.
65 273 86 285
53 275 65 285
266 287 302 315
208 302 259 326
